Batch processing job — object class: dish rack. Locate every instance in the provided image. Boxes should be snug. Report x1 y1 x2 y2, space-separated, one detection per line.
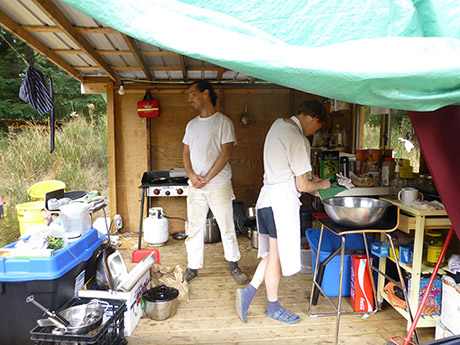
30 297 127 345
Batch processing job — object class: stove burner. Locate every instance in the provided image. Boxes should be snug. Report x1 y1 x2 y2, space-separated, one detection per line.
140 170 189 197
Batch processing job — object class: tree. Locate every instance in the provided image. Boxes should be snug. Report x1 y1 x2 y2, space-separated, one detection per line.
0 29 106 122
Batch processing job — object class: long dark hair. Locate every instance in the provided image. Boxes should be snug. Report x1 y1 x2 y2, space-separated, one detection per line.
191 80 218 106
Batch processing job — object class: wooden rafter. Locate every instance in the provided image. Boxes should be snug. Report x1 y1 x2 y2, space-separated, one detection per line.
31 0 119 82
54 49 180 57
75 66 221 72
22 25 117 34
0 9 81 80
122 34 152 80
179 54 187 82
217 67 225 81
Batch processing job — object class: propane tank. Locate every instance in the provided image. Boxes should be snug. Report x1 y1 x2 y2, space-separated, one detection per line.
144 207 169 246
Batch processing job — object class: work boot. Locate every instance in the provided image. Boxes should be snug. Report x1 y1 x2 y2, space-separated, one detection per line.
185 268 198 282
231 267 249 285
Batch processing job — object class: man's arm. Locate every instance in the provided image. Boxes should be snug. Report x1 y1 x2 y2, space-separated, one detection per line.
204 142 233 183
295 173 330 193
183 144 207 188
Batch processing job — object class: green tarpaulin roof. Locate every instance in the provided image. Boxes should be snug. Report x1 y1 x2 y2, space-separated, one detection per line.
62 0 460 111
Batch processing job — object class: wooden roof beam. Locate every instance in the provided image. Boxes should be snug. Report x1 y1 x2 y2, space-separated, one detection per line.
54 48 180 57
21 25 117 34
75 66 221 71
179 54 187 82
217 67 226 81
0 9 81 81
121 34 152 80
31 0 119 82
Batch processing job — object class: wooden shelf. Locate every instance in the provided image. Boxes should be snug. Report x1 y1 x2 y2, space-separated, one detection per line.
385 256 448 275
380 290 438 328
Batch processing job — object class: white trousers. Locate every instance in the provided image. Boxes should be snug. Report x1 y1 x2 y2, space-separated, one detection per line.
185 181 241 269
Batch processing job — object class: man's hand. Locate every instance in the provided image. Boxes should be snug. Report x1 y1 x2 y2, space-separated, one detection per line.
189 173 208 189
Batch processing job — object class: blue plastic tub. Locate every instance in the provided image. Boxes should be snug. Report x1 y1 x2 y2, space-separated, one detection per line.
306 228 369 297
0 229 103 345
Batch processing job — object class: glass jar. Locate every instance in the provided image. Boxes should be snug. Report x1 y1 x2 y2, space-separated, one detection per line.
423 231 445 267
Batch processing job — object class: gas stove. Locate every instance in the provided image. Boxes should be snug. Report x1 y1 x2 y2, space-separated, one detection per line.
140 169 189 197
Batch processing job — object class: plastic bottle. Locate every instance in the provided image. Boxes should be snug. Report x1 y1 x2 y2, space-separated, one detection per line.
334 125 342 147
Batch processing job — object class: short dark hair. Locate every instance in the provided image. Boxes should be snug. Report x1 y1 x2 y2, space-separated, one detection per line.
297 100 328 128
191 80 218 106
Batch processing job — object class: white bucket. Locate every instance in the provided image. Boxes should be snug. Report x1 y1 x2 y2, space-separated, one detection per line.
59 202 91 236
300 248 313 274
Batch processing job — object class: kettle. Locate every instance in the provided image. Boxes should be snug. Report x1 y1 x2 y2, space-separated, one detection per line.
144 207 169 246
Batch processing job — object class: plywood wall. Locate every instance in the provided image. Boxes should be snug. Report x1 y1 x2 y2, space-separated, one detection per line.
113 85 322 233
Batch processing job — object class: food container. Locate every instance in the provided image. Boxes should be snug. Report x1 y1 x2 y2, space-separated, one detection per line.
59 202 91 236
143 285 179 321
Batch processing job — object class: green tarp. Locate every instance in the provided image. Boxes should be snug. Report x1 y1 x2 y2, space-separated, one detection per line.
62 0 460 111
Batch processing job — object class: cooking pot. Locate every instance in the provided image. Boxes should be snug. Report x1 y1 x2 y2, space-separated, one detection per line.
143 285 179 321
204 217 221 243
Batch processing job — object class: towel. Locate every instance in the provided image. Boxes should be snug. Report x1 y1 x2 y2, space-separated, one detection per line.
318 182 347 200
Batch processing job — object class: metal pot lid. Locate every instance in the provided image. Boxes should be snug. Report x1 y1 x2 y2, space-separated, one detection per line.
143 285 179 302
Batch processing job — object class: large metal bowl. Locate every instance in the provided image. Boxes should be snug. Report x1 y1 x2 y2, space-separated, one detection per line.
322 197 391 228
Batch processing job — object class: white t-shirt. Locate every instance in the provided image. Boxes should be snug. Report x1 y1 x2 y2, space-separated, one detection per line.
263 118 312 185
183 112 236 185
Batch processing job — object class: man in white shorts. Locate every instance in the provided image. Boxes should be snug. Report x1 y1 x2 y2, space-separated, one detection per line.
182 80 248 285
236 100 331 323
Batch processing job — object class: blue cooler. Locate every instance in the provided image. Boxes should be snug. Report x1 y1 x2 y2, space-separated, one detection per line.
0 228 103 345
306 228 368 297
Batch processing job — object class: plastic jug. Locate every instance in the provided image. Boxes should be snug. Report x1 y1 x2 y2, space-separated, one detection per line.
59 202 91 235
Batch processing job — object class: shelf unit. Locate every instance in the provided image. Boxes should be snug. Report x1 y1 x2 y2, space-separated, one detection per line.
377 198 451 329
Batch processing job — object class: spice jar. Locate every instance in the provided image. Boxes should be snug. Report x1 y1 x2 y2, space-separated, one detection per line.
423 231 445 267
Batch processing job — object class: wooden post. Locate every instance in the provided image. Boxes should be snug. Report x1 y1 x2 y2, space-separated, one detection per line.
107 82 118 218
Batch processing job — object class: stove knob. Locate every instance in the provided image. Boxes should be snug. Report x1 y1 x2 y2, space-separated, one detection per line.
153 189 160 195
177 188 183 195
165 190 171 196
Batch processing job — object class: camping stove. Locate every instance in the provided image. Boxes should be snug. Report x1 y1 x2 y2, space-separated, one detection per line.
140 169 188 197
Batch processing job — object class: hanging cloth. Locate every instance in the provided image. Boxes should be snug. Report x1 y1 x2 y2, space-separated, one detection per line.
19 65 55 153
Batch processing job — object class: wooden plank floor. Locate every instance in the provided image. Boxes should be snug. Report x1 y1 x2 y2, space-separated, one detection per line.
118 235 435 345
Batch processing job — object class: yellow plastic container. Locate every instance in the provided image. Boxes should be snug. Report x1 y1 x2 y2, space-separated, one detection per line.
16 201 45 235
27 180 66 201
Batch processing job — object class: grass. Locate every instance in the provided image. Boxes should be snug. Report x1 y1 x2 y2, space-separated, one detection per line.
0 116 108 246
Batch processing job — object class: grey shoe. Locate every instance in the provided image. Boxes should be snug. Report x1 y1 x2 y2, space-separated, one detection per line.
185 268 198 282
231 267 249 285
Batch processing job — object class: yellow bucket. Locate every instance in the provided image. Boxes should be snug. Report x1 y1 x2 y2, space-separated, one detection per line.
27 180 66 201
16 201 45 235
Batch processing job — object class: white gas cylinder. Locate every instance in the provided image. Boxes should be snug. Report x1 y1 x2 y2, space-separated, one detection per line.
144 207 169 246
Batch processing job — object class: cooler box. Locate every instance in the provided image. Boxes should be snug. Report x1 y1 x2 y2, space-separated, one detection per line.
306 228 368 297
0 228 103 345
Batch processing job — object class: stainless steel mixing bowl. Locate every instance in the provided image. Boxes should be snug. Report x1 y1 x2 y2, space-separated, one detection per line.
322 197 391 228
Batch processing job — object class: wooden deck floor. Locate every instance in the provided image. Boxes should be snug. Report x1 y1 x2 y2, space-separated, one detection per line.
119 235 435 345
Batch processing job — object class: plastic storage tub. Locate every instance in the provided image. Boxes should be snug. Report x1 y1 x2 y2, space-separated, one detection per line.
306 228 368 297
0 228 103 345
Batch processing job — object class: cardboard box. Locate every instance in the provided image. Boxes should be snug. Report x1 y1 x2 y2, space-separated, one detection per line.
78 270 151 336
408 276 442 317
371 241 389 257
350 255 374 312
399 245 413 265
320 150 339 180
441 275 460 335
435 319 456 340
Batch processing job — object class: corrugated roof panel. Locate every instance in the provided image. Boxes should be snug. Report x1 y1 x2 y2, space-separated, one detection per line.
137 41 161 52
54 0 98 27
152 71 170 80
54 32 80 49
17 0 55 25
169 71 183 79
83 33 118 50
161 55 180 67
204 71 218 79
29 32 68 49
188 71 203 80
1 0 43 25
59 53 93 66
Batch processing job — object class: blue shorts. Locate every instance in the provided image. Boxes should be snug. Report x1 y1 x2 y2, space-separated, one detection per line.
257 207 277 238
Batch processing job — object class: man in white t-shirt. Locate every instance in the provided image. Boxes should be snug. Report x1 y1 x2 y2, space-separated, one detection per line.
182 80 248 285
236 100 330 324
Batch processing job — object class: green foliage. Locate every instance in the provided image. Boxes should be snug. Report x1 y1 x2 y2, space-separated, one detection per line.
362 108 420 172
0 117 108 246
0 29 106 121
